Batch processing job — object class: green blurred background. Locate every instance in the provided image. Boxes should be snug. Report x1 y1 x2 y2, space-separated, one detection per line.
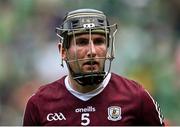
0 0 180 125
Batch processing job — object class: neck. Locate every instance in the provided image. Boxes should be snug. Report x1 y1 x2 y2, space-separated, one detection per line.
68 75 100 93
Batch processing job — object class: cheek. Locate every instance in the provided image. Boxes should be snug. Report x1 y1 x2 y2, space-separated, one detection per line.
68 47 87 59
76 47 88 58
68 48 75 59
97 46 107 56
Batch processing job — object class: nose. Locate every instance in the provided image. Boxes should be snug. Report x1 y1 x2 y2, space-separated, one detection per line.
87 40 96 58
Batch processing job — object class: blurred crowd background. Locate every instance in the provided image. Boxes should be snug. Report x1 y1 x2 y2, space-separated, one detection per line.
0 0 180 125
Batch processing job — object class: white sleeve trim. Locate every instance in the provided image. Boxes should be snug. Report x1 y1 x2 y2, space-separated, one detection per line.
145 90 164 125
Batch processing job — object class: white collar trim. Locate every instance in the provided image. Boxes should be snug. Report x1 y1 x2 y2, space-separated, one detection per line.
64 73 111 101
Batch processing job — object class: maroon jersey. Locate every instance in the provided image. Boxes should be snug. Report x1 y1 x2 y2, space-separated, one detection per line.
23 73 164 126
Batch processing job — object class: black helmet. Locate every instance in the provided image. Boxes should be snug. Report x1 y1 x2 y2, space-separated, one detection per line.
56 9 117 86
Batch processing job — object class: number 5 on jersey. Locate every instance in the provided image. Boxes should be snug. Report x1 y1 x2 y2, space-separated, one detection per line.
81 113 90 126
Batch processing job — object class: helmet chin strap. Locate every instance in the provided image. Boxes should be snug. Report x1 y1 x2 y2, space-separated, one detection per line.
66 61 106 86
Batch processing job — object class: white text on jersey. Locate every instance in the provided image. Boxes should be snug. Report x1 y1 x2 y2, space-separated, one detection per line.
75 106 96 113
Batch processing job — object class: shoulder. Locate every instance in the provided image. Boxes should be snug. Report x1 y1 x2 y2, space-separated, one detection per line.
110 73 143 92
106 73 146 106
110 73 156 100
109 73 151 105
27 76 67 104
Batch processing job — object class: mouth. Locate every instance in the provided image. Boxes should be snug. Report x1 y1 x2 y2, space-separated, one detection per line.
82 60 100 71
83 60 99 66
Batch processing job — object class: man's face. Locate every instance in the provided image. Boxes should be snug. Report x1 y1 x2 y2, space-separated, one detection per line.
64 33 108 74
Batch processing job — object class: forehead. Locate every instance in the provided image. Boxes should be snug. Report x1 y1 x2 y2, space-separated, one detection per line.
73 33 106 39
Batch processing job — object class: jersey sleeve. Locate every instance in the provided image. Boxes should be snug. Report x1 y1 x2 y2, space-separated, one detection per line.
23 95 40 126
140 88 165 126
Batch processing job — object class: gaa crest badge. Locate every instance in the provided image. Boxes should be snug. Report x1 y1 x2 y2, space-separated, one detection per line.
107 106 122 121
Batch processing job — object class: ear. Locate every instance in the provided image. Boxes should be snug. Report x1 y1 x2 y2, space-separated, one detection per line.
58 42 66 60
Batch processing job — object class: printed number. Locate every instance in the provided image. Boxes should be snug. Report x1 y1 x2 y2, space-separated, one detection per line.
81 113 90 126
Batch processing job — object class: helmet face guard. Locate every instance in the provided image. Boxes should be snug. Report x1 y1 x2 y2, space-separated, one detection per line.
56 9 117 86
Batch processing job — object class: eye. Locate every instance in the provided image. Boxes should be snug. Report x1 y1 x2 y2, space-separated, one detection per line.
76 38 89 46
93 37 106 45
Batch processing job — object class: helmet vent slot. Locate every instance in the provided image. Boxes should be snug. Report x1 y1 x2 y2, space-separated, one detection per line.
98 19 104 26
72 20 79 28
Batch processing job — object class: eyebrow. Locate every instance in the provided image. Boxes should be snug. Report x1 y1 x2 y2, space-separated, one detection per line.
75 38 88 42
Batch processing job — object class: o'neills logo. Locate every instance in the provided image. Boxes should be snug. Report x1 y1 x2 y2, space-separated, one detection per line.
75 106 96 113
47 112 66 121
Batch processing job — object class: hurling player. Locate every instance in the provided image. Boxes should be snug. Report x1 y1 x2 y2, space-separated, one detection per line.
23 8 165 126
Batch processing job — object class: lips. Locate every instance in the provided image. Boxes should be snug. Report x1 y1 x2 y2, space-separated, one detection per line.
83 61 99 66
81 60 100 72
